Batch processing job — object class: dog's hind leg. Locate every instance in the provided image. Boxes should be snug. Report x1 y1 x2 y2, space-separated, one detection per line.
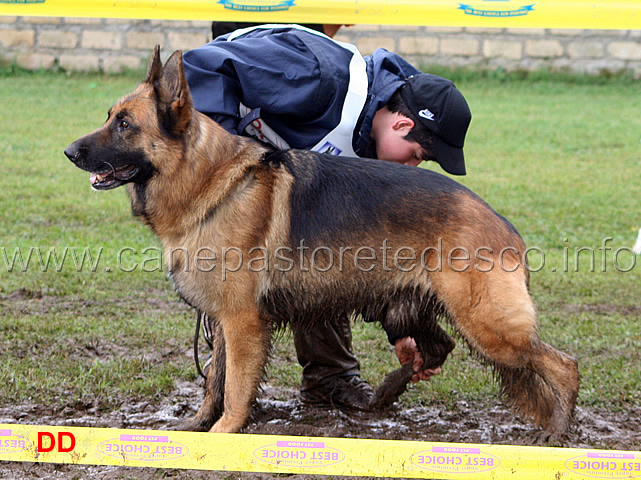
435 269 579 443
209 308 271 433
178 314 226 431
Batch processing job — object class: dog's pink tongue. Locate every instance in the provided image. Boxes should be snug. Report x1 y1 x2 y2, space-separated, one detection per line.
90 173 98 185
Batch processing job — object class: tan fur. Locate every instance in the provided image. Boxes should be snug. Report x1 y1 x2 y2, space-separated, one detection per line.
65 46 579 443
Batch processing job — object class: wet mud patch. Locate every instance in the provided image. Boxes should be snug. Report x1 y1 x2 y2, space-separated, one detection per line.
1 383 639 479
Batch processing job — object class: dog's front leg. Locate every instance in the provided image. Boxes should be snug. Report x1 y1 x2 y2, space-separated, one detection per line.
179 314 226 431
209 308 270 433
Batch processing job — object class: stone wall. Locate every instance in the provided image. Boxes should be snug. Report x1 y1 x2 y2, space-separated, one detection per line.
1 16 640 77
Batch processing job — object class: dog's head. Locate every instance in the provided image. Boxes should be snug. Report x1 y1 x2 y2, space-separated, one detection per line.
64 45 193 190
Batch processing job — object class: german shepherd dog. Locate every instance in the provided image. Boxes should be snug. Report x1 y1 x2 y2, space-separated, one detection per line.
65 46 579 443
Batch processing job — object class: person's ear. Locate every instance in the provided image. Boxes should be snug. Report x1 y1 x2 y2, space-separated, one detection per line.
391 115 415 134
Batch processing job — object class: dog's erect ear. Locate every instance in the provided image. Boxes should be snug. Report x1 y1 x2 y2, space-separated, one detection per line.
144 45 163 85
156 50 193 135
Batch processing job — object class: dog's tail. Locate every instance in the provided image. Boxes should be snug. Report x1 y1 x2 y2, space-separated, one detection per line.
496 342 579 437
497 363 556 427
433 264 578 438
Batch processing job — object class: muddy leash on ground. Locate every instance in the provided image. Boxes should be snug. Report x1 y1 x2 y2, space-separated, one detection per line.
368 363 415 410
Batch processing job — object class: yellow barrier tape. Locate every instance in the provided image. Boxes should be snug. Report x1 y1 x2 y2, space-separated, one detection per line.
1 423 640 478
0 0 640 30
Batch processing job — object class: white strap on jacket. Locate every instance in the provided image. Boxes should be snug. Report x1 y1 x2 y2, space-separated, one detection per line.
228 24 368 157
239 102 291 150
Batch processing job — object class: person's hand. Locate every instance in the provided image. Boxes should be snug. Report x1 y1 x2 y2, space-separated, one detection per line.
394 337 442 383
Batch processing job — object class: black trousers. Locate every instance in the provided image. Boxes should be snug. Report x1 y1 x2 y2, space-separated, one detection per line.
293 314 361 392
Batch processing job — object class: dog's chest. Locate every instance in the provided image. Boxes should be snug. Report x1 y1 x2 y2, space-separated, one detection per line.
166 268 198 309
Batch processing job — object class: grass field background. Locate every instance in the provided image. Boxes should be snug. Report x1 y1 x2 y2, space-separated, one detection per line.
0 68 639 419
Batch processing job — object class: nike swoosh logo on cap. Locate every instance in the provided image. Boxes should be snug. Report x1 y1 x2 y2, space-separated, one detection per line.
418 108 435 121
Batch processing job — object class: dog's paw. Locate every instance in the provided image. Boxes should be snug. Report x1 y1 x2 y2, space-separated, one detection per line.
173 416 214 432
530 429 567 447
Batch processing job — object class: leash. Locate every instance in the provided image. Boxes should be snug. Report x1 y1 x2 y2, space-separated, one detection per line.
193 310 208 381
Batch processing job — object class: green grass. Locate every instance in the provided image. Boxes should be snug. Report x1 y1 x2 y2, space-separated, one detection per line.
0 70 640 415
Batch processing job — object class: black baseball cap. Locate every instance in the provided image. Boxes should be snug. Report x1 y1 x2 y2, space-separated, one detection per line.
400 74 471 175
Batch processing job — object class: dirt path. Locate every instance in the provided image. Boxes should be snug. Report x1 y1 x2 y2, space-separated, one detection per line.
1 382 639 479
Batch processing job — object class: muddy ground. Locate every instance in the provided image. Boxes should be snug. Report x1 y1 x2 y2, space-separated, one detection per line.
1 291 639 478
1 379 639 480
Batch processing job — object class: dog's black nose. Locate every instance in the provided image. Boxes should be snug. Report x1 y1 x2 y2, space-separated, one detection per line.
64 144 78 161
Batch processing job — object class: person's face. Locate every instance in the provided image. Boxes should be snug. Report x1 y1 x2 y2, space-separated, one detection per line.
372 110 426 167
375 134 424 167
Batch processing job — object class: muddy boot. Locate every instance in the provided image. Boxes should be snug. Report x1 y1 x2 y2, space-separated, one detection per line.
301 374 375 411
294 315 374 411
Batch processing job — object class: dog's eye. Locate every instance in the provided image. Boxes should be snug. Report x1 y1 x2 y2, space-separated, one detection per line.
119 120 130 130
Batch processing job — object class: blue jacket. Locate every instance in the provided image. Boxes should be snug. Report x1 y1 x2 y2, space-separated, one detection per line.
182 26 421 158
